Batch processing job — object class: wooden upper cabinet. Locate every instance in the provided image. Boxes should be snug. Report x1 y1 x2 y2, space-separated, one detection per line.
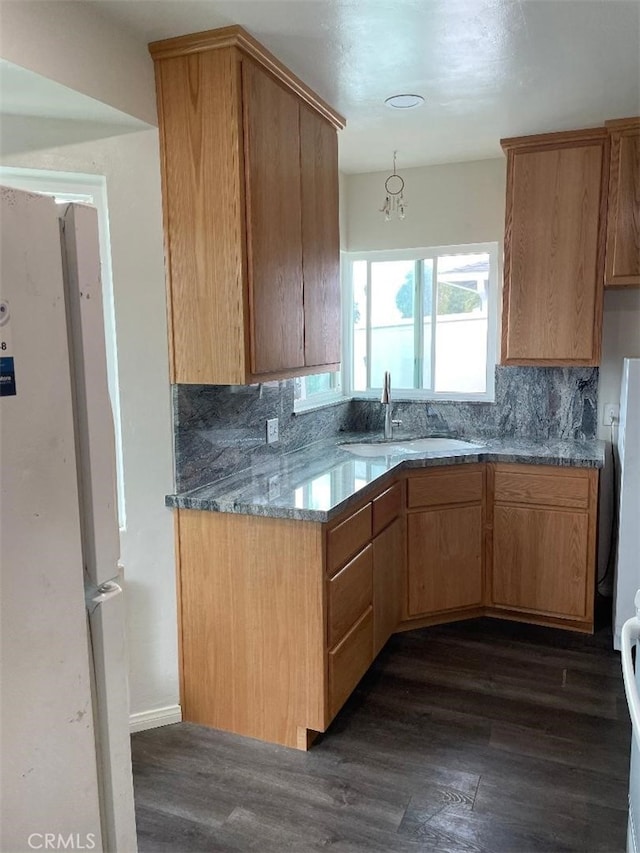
149 26 345 385
605 117 640 287
300 105 341 368
500 128 608 366
242 61 304 374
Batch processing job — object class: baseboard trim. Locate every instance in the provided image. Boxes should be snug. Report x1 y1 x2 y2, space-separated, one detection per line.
129 704 182 733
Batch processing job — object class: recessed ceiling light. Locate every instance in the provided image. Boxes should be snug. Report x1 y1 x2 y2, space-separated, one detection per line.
385 94 425 110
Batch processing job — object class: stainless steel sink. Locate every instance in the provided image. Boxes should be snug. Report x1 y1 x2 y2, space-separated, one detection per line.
339 438 483 457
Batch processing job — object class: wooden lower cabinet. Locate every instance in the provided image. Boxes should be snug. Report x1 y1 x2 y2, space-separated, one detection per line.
372 516 404 655
176 510 326 750
174 463 599 751
491 505 590 618
408 505 484 616
406 466 485 619
328 606 373 719
487 464 598 629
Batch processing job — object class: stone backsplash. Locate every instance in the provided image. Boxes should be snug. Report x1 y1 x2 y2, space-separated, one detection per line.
173 366 598 492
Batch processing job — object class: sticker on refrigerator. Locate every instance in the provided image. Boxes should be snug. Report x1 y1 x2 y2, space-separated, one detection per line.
0 357 16 396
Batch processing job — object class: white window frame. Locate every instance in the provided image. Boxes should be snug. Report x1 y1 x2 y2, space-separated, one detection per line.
342 242 499 403
0 166 127 530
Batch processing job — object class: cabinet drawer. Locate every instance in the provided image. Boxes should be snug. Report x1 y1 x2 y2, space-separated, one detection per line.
372 482 402 536
408 469 483 509
494 467 590 509
327 545 373 648
326 503 372 576
328 606 373 719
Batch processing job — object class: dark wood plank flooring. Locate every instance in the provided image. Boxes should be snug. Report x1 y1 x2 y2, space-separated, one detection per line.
132 615 631 853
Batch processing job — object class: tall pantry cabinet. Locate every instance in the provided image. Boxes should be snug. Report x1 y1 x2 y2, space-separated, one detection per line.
149 26 345 385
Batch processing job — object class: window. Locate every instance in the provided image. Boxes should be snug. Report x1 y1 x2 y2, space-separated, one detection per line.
344 243 498 400
293 370 342 412
0 167 126 529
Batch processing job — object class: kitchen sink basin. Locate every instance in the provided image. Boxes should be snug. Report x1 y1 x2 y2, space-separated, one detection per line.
400 438 483 452
339 442 408 457
339 438 483 457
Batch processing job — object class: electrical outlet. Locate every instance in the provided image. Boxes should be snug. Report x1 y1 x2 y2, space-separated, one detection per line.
266 417 279 444
268 475 280 500
603 403 620 426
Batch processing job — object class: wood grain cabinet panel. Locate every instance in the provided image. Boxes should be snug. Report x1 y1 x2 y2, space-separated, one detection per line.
242 61 304 374
327 545 373 648
487 464 598 629
373 517 403 655
300 105 341 367
150 26 345 385
326 503 372 576
500 128 608 365
408 505 483 616
372 482 402 536
491 505 589 619
405 466 485 619
328 607 373 720
605 117 640 287
493 467 590 509
408 469 483 509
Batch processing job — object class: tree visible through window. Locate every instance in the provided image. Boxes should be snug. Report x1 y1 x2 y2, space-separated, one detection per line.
347 244 497 399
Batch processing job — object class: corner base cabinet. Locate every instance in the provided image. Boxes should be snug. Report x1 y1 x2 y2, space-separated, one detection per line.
406 466 485 618
173 462 599 750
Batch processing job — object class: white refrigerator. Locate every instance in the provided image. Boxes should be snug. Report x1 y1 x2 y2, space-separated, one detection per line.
0 187 137 852
621 592 640 853
614 358 640 650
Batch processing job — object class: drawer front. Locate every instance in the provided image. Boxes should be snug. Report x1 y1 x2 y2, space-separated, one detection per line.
372 482 403 537
493 467 590 509
408 469 484 509
327 545 373 648
328 606 373 719
326 503 372 576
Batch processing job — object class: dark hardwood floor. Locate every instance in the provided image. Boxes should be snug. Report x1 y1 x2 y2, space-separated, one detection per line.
132 612 631 852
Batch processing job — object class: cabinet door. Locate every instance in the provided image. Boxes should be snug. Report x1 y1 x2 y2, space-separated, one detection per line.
491 505 589 619
372 517 403 655
299 105 341 368
606 121 640 287
502 137 606 364
407 505 483 616
242 60 305 375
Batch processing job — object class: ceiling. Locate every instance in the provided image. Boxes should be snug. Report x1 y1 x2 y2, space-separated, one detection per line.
37 1 640 172
90 0 640 173
0 58 150 155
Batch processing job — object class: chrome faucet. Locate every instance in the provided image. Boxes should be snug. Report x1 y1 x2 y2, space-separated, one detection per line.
381 371 402 439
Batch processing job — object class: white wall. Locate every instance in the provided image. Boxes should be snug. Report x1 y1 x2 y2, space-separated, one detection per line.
598 289 640 436
0 0 157 126
345 158 507 251
1 131 179 724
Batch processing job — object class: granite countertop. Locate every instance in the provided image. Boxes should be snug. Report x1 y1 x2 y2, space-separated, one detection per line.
166 432 605 522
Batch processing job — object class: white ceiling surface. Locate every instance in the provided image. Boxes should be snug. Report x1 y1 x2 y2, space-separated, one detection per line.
91 0 640 173
0 58 148 129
